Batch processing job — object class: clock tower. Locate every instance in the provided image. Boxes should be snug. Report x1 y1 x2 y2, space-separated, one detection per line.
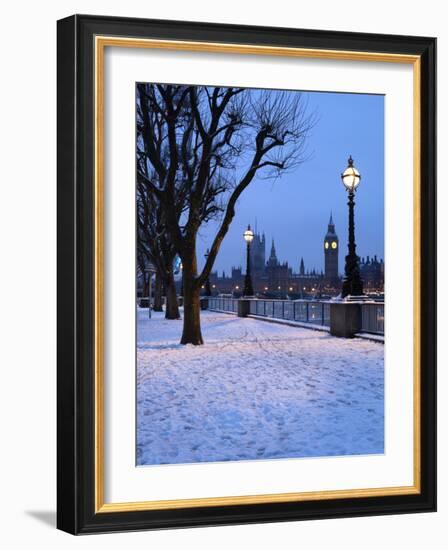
324 213 339 282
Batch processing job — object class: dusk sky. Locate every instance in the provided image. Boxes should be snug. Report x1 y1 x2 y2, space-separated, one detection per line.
193 89 384 276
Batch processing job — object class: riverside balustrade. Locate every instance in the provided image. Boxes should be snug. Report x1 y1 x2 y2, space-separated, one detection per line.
207 297 384 336
208 297 330 327
360 302 384 335
207 296 239 314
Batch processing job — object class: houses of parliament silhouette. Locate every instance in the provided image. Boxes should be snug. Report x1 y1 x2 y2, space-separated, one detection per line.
207 214 384 297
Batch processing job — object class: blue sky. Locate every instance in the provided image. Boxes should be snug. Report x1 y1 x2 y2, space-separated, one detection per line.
195 89 384 276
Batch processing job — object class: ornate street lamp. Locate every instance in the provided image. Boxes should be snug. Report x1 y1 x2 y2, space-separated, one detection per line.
243 224 254 297
204 248 212 296
341 155 364 298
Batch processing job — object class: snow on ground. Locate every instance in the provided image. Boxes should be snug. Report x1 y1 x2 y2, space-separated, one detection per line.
137 309 384 466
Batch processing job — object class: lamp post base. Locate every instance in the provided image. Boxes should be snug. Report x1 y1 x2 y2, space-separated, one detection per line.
237 299 251 317
329 301 362 338
243 274 254 297
342 281 364 298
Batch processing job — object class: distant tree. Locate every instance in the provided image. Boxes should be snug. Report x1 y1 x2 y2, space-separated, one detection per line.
137 83 314 344
137 158 180 320
136 245 151 300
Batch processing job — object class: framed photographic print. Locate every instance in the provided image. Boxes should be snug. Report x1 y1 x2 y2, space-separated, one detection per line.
57 14 436 534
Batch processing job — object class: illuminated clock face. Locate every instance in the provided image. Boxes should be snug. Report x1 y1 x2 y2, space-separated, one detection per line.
324 242 329 249
331 241 338 249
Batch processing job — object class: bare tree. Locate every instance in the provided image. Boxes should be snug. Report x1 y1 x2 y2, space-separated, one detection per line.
137 83 314 344
137 166 181 320
136 246 151 300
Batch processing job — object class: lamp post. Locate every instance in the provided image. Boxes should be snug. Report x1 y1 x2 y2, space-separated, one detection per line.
179 262 183 298
243 224 254 297
341 156 364 298
204 248 212 296
144 267 155 318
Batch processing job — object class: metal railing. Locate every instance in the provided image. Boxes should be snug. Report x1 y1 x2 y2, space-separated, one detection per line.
361 302 384 335
207 297 239 314
208 296 384 336
248 299 330 326
209 297 330 327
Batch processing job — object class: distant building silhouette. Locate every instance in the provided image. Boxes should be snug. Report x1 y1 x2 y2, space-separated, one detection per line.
250 229 266 276
201 213 384 298
360 255 384 293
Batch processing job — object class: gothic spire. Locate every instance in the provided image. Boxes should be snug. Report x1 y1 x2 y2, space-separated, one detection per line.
267 239 278 266
326 211 337 238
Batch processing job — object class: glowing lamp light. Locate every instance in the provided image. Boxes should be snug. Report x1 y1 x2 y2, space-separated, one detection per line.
341 155 361 192
243 224 254 243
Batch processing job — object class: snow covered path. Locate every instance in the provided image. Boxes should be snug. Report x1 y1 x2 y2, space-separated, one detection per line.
137 309 384 466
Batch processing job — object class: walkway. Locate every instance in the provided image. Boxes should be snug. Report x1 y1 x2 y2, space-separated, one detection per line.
137 309 384 465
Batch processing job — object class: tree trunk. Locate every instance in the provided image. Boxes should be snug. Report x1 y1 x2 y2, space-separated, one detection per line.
142 272 149 298
180 269 203 345
164 271 180 320
153 272 163 312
